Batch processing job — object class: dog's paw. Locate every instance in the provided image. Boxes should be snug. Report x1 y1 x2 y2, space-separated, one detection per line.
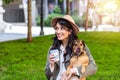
66 69 70 76
81 68 85 73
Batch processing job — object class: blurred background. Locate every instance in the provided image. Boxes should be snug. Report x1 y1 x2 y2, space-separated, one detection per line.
1 0 120 32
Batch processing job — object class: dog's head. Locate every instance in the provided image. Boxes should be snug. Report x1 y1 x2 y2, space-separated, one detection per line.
72 40 85 56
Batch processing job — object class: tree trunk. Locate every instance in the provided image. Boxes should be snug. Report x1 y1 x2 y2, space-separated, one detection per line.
85 0 89 31
27 0 32 42
66 0 70 15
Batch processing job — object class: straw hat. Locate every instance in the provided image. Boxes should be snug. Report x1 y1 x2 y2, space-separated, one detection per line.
51 15 79 34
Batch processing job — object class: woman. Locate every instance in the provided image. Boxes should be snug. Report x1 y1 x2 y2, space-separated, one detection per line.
45 15 97 80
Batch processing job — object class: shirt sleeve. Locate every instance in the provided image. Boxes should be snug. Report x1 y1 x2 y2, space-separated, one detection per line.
44 46 54 80
50 64 54 72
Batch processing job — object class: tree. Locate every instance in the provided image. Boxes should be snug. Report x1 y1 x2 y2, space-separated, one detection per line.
85 0 95 31
66 0 70 15
27 0 32 42
85 0 89 31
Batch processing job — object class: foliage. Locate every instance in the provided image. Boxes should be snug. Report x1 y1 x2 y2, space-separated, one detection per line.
72 14 93 27
83 18 93 28
74 9 79 16
36 13 93 28
53 5 61 14
44 13 63 27
81 14 93 28
0 32 120 80
71 15 82 27
36 16 41 26
36 14 63 27
36 5 62 26
3 0 14 4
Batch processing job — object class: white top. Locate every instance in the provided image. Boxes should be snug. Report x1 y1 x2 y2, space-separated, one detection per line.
50 45 79 79
56 45 66 80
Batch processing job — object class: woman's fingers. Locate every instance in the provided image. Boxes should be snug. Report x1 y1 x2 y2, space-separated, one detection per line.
60 72 67 80
49 54 55 64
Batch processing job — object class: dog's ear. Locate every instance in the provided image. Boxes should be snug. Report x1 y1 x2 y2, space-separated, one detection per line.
74 40 77 43
81 40 85 47
73 39 77 45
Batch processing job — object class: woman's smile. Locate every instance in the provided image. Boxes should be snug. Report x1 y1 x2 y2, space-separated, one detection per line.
57 33 63 39
55 23 71 41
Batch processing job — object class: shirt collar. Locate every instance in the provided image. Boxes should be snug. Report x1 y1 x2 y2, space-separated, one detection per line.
60 44 65 52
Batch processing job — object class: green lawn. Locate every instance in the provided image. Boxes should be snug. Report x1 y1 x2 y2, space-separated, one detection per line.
0 32 120 80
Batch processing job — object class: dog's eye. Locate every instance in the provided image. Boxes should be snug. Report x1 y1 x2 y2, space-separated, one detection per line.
80 44 83 46
74 44 77 46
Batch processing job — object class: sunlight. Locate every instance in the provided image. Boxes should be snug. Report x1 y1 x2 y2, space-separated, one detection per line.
104 2 117 12
95 1 118 14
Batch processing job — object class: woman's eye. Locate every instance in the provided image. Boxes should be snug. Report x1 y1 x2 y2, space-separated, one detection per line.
55 27 58 30
61 27 64 30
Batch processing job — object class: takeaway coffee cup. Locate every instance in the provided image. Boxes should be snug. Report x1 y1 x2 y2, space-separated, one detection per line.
50 49 59 61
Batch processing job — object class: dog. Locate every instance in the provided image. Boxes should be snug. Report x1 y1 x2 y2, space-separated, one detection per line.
66 40 89 80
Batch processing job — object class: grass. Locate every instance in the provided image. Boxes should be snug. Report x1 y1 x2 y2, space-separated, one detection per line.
0 32 120 80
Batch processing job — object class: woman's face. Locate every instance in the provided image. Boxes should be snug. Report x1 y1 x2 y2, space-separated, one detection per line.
55 23 71 42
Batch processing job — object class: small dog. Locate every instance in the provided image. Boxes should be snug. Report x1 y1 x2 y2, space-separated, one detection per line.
66 40 89 80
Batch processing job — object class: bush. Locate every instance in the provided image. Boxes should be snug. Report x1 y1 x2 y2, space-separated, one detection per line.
71 14 93 28
83 18 93 28
36 16 41 26
36 14 63 27
72 15 82 27
36 13 93 28
53 5 61 14
36 5 62 27
44 13 63 27
81 14 93 28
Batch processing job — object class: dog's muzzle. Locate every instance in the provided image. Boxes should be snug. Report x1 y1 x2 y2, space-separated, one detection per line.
75 48 82 56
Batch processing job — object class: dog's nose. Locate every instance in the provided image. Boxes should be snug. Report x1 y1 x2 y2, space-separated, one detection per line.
76 48 80 53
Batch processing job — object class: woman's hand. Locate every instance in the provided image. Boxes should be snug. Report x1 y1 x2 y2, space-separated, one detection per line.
49 54 56 71
60 72 68 80
67 68 77 79
69 68 77 75
61 68 77 80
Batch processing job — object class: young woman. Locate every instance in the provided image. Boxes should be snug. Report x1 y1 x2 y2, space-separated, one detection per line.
45 15 97 80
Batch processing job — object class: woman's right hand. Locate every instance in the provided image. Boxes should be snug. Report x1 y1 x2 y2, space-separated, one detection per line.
49 54 56 70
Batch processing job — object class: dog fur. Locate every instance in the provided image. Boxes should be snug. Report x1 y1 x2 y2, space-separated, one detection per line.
66 40 89 80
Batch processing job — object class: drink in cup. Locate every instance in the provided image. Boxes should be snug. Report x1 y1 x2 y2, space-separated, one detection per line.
50 49 59 61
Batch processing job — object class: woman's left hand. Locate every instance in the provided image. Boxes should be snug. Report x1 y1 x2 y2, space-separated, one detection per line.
60 72 67 80
66 68 77 79
60 68 77 80
69 68 77 75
